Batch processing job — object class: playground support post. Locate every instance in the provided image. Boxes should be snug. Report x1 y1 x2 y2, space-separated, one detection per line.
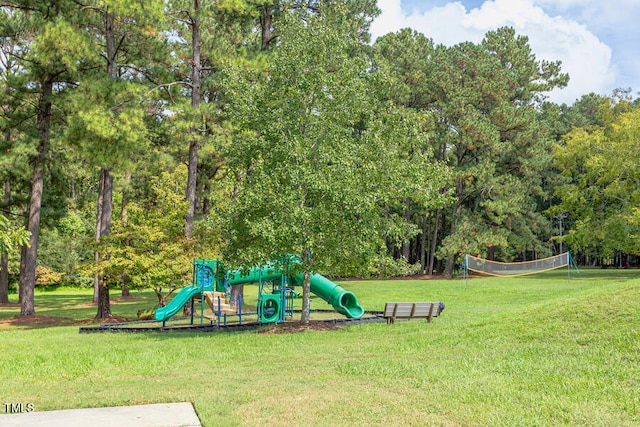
217 295 222 328
280 275 288 323
567 252 580 281
190 297 195 325
464 254 468 288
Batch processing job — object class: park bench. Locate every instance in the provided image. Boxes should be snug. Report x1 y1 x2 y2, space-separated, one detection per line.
383 302 444 324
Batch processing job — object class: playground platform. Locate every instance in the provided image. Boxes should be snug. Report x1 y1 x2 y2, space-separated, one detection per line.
78 311 386 333
0 402 202 427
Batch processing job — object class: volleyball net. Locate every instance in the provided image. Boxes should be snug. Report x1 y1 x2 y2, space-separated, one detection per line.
465 252 577 277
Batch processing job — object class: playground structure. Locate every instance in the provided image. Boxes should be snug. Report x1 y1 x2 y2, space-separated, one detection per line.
154 256 365 325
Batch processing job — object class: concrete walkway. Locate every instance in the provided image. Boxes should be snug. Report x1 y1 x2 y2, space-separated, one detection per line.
0 402 202 427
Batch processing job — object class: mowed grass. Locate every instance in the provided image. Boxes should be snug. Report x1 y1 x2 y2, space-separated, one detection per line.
0 269 638 426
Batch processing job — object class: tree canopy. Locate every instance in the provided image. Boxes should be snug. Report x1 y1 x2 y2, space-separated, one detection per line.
0 1 638 318
553 103 640 259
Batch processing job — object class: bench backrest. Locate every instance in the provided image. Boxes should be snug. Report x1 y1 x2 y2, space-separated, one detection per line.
383 302 442 318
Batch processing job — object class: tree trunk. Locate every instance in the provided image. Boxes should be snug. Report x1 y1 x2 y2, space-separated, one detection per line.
0 181 10 303
445 205 460 277
185 0 201 239
260 5 273 50
19 145 46 316
93 10 119 318
428 208 441 275
154 289 167 307
445 180 464 277
300 270 311 324
444 210 457 277
420 211 428 275
94 169 113 319
18 246 25 304
182 1 201 317
18 73 53 316
96 277 111 319
70 177 76 202
1 48 14 304
121 171 131 296
121 170 131 226
0 252 8 304
401 198 411 261
230 284 244 308
185 139 198 239
93 169 104 303
202 182 210 215
155 287 177 307
428 144 447 276
488 245 495 261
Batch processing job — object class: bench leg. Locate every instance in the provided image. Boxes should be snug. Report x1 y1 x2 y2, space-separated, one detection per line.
427 304 435 322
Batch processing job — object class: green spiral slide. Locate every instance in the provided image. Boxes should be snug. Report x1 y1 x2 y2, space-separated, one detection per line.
155 260 364 322
227 265 364 319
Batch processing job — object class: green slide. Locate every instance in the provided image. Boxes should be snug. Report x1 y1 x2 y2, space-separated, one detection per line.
304 273 364 319
154 285 209 322
228 264 364 319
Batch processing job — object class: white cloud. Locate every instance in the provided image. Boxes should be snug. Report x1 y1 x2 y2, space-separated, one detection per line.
371 0 617 104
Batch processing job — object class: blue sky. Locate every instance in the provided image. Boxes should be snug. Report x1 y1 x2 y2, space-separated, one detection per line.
371 0 640 104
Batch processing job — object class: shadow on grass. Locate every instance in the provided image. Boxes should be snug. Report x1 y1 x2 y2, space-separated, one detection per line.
519 267 640 281
0 287 158 330
0 314 76 328
0 314 138 330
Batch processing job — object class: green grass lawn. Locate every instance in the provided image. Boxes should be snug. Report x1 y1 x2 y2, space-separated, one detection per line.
1 269 638 426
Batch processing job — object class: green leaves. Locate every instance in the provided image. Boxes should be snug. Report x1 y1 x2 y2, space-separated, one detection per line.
65 78 149 170
0 215 30 256
433 30 565 262
222 2 405 275
31 18 92 74
373 26 565 267
553 105 640 257
102 166 195 291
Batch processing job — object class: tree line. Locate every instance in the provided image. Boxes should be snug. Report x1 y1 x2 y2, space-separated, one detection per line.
1 0 638 318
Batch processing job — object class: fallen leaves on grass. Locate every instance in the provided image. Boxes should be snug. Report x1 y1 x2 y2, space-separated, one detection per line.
76 316 133 325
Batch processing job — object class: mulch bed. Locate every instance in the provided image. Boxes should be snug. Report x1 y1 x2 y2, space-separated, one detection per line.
1 314 134 327
0 303 21 308
258 321 342 334
1 297 142 327
76 316 133 325
0 315 76 327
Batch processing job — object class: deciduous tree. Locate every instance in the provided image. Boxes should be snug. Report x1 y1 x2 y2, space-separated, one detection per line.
553 103 640 260
104 166 204 308
223 2 445 322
